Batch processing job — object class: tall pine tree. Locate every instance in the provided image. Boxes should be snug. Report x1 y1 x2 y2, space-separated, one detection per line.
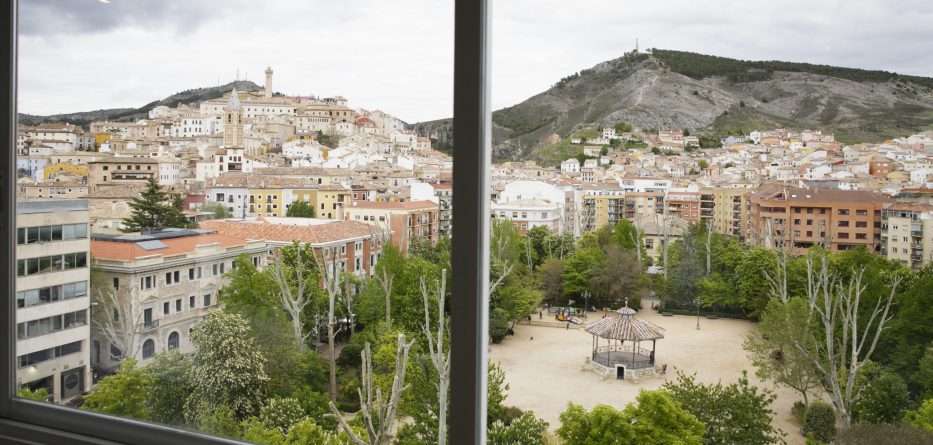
121 179 192 232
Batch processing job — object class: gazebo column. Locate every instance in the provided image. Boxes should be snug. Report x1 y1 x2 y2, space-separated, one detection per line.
650 339 656 365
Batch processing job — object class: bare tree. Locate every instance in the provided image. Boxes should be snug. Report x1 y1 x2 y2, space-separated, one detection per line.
368 221 395 325
704 219 714 277
763 220 791 303
420 270 449 445
318 247 344 401
489 219 517 295
91 283 143 362
658 215 672 279
629 223 643 264
797 253 902 428
330 334 414 445
268 246 318 349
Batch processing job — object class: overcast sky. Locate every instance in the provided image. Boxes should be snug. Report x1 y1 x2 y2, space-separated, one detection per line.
17 0 933 122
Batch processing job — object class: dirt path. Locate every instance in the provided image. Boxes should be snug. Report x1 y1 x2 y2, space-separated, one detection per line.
490 308 804 444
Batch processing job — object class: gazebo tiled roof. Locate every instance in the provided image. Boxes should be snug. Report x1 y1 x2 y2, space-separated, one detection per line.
585 312 665 342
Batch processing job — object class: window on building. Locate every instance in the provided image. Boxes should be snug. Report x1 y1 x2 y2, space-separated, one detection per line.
142 340 155 360
203 294 211 307
167 332 179 350
838 209 850 216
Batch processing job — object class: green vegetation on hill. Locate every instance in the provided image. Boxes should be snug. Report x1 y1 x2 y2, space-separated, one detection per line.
651 49 933 88
18 80 262 129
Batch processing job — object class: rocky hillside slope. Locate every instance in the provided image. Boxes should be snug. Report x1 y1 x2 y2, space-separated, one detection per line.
18 80 262 128
414 50 933 163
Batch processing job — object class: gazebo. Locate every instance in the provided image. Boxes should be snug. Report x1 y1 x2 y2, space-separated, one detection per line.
584 302 665 380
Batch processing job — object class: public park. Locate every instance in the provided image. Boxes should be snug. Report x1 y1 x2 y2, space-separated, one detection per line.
490 297 804 443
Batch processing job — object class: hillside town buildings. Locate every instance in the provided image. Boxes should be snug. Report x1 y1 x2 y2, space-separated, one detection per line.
14 66 933 405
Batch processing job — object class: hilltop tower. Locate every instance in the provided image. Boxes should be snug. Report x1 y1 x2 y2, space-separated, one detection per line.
223 87 244 148
264 66 273 98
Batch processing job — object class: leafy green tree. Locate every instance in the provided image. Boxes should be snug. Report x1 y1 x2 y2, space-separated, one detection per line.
614 121 633 133
913 346 933 400
82 358 152 420
494 274 541 329
147 349 193 425
486 362 511 423
186 311 269 422
537 258 564 304
663 371 784 445
852 370 910 425
905 398 933 432
557 390 704 445
745 298 820 406
221 254 281 319
589 245 646 308
884 266 933 395
286 201 316 218
242 421 287 445
489 308 509 343
195 404 242 438
697 159 709 170
17 387 49 401
122 178 193 231
562 233 603 300
284 419 353 444
200 201 231 219
488 412 549 445
260 397 307 435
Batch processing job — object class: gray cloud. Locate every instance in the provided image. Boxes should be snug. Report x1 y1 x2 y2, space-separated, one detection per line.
16 0 933 122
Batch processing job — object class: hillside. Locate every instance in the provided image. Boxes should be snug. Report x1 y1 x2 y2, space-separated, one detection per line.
18 80 262 128
414 50 933 164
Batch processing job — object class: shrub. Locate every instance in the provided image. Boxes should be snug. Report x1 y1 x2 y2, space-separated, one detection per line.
853 371 910 424
835 423 933 445
260 397 306 435
803 401 836 443
490 308 509 343
792 401 807 424
337 343 362 368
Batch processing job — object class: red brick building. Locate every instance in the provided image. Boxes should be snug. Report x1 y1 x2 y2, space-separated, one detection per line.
745 185 890 254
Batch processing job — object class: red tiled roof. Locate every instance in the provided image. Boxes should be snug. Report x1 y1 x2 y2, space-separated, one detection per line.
349 200 438 210
200 220 380 245
92 233 249 262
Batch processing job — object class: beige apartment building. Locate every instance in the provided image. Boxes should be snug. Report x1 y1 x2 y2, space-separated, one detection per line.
345 200 439 253
89 229 267 372
882 203 933 268
15 199 91 403
702 188 746 237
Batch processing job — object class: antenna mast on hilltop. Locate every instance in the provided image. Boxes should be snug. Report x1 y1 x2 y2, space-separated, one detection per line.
236 66 240 81
635 38 639 53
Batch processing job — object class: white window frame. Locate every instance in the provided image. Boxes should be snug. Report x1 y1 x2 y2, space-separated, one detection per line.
0 1 491 444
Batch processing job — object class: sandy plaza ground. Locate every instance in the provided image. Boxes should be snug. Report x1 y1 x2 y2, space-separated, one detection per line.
490 304 805 445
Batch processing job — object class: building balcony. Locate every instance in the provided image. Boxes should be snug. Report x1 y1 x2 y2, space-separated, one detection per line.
142 319 160 331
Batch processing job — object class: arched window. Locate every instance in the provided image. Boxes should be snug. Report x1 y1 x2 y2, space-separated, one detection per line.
167 332 179 350
142 339 155 359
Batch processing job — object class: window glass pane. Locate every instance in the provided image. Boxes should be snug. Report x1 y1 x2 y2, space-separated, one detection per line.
13 0 458 441
62 223 76 240
39 226 51 242
74 223 87 238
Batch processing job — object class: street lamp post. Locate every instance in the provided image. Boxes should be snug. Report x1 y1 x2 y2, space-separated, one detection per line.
693 297 701 330
583 290 590 315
